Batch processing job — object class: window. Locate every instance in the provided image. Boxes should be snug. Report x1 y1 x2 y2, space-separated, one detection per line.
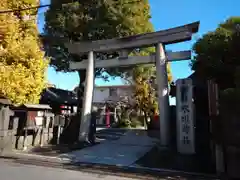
109 88 117 97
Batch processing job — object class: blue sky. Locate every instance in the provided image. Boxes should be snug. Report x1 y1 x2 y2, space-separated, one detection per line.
38 0 239 90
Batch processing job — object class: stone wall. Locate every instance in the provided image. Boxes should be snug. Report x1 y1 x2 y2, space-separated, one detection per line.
0 128 54 152
15 128 54 150
0 130 17 152
0 101 56 153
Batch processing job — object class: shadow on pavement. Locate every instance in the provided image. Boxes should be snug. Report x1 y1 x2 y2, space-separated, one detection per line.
95 128 128 141
146 130 160 139
27 142 100 157
15 128 131 157
136 145 216 175
0 155 18 160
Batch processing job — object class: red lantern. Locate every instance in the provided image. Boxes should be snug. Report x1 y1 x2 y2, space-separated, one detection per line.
60 105 64 114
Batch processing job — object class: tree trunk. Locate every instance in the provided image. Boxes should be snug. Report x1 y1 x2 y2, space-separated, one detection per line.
60 70 86 144
143 110 148 130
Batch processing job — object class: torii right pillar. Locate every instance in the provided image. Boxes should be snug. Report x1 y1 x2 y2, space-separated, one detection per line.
155 43 170 147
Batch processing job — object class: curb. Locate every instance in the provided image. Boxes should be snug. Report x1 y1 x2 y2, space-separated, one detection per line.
71 162 219 180
128 165 219 179
1 152 63 163
0 152 219 179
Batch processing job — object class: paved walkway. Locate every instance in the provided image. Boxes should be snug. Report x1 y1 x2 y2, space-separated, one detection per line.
59 129 158 167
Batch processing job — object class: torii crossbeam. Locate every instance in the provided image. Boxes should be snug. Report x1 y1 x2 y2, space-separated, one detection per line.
69 50 191 70
65 21 200 146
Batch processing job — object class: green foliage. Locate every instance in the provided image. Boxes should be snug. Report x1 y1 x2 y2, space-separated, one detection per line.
192 17 240 90
44 0 153 76
130 117 144 128
234 66 240 88
115 108 132 128
220 88 240 113
117 119 131 128
0 0 49 104
115 117 143 128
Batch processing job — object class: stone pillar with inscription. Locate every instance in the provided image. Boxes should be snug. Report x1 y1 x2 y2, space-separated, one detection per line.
176 78 195 154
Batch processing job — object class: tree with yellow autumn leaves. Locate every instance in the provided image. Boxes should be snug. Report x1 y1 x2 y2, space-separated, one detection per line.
132 62 172 118
0 0 48 104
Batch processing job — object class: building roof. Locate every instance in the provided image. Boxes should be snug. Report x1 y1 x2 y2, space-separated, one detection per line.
0 94 12 105
40 87 78 105
23 104 52 110
0 97 11 105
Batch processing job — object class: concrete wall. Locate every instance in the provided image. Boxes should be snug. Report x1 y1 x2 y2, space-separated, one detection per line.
117 86 133 97
93 85 133 104
93 87 110 103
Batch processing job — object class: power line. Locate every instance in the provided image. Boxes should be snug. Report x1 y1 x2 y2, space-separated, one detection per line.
0 4 50 14
0 0 141 14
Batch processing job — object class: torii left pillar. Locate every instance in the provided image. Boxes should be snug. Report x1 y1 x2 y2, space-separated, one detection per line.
78 51 95 142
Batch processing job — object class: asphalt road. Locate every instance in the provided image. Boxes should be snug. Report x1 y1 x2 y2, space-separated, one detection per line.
0 159 139 180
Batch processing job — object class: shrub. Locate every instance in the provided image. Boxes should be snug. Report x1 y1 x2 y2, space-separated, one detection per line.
131 117 144 128
117 118 131 128
220 88 240 114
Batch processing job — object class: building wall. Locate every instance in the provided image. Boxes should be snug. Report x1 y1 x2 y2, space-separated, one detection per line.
117 86 133 97
93 85 133 104
93 87 110 103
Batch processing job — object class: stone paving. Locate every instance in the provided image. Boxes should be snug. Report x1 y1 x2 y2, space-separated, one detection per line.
59 129 158 167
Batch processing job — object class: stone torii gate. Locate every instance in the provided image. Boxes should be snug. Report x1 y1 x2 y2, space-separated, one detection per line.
65 21 200 147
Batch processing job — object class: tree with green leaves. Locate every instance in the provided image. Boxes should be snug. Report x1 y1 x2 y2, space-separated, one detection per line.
0 0 49 104
192 17 240 152
192 17 240 90
43 0 153 72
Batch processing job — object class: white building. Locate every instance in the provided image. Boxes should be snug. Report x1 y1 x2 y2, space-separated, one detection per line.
92 85 133 125
93 85 133 107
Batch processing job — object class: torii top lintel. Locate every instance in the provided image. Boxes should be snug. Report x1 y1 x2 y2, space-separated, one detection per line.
65 21 200 54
